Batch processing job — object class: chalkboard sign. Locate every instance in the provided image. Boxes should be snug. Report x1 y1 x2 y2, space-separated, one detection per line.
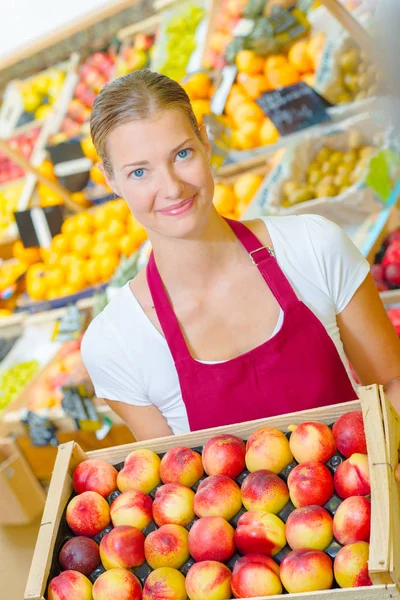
256 82 332 137
14 204 64 249
62 384 101 431
22 411 58 447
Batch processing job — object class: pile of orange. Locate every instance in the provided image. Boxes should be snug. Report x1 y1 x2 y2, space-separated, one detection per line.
213 172 263 219
226 35 326 151
182 73 214 127
25 199 147 302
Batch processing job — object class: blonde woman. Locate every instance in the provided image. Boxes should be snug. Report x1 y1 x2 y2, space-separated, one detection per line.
82 69 400 440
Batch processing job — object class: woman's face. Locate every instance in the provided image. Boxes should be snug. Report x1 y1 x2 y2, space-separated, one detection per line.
104 109 215 239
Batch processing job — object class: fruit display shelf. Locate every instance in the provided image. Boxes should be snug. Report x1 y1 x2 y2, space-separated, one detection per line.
25 385 400 600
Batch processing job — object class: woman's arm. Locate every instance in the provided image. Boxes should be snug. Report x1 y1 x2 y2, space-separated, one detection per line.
105 400 173 441
337 273 400 413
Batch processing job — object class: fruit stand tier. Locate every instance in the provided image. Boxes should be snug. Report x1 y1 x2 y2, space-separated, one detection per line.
25 386 400 600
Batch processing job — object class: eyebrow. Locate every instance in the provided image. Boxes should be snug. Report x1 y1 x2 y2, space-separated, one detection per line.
120 138 194 171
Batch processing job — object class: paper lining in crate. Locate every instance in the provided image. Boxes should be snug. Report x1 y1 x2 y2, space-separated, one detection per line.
244 113 387 227
25 385 400 600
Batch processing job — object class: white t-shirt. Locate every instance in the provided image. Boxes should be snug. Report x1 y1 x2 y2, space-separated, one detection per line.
81 215 369 434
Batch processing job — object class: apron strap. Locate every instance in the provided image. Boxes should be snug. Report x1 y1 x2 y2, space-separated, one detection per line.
225 218 298 311
146 252 191 361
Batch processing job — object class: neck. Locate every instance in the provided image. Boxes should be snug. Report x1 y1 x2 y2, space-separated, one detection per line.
149 210 243 291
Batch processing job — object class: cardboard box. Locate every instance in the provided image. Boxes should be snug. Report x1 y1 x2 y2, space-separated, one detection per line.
0 437 45 525
25 386 400 599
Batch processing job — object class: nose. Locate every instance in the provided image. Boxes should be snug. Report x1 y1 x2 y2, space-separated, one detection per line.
161 165 184 200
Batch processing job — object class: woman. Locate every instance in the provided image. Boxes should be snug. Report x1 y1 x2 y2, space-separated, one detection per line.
82 69 400 441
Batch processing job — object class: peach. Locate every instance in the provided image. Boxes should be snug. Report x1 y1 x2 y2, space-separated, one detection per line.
289 422 336 464
241 470 289 514
153 483 195 527
280 549 333 593
66 491 110 537
72 459 118 498
287 462 334 507
110 490 153 530
186 561 232 600
286 505 333 550
145 524 189 569
194 475 242 520
334 541 372 588
245 427 293 473
99 525 145 569
333 496 371 545
334 454 370 499
160 446 204 487
142 567 187 600
202 434 246 478
117 449 161 494
188 516 235 562
234 510 286 556
231 554 282 598
48 570 92 600
332 410 367 458
92 568 142 600
59 536 100 575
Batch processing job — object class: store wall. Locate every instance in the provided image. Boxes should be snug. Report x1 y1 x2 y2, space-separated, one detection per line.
1 0 111 59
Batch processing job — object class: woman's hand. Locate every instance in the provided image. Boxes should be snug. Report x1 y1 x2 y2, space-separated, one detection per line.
337 273 400 413
104 400 173 441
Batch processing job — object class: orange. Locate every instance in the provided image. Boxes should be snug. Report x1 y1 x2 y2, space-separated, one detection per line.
58 254 80 269
45 268 65 288
99 255 120 281
288 39 313 74
45 251 62 267
213 184 236 214
37 160 56 181
236 50 265 75
51 234 70 255
233 173 263 206
90 164 107 185
38 184 64 207
94 203 118 229
46 288 61 300
110 198 131 222
92 240 120 259
265 55 288 73
306 33 326 70
12 240 41 265
84 258 102 285
191 100 211 127
127 217 148 247
81 137 99 162
301 73 316 88
27 277 48 301
119 234 138 257
107 218 126 238
40 246 51 263
58 284 77 298
74 212 95 234
94 229 112 245
70 191 92 208
232 102 264 127
236 73 270 100
183 73 212 100
71 233 92 258
26 262 46 284
66 269 87 291
259 118 280 146
61 216 78 236
268 64 301 89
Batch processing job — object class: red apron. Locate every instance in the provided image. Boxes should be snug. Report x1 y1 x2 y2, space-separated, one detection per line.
146 218 357 431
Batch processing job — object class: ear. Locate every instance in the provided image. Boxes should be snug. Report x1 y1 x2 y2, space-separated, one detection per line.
98 163 120 196
199 124 212 161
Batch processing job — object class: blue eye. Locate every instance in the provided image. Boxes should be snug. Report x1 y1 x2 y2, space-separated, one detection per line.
176 148 192 161
130 168 145 179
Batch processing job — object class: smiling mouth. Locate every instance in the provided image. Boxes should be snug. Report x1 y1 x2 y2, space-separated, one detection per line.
157 196 195 216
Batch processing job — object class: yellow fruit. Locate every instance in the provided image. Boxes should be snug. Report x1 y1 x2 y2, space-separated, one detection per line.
265 55 288 73
70 191 92 208
127 217 148 247
288 40 314 74
27 277 48 301
92 240 120 259
191 99 211 126
236 73 270 100
66 269 87 291
81 137 99 161
99 255 120 281
301 73 316 87
13 240 41 265
213 184 236 214
268 64 301 89
38 184 64 207
93 230 112 245
51 234 70 255
35 105 52 120
111 199 131 222
232 102 264 128
84 259 102 285
119 234 137 257
74 212 95 234
37 160 56 180
23 91 42 113
0 309 12 318
45 268 65 288
58 284 76 298
107 218 126 238
306 34 326 70
94 203 118 229
259 118 280 146
71 233 92 258
90 165 106 185
236 50 265 75
233 173 263 206
61 217 78 236
183 73 212 100
231 124 260 150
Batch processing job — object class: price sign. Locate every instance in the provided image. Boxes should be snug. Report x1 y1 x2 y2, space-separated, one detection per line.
52 304 85 342
256 82 332 136
22 411 58 447
62 384 102 431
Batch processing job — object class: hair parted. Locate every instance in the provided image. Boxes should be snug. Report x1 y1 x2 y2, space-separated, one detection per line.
90 69 201 175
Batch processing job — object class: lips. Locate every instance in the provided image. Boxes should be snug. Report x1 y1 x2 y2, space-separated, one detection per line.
158 196 195 216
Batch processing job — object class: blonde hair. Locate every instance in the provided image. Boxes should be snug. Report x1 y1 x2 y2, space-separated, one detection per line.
90 69 201 175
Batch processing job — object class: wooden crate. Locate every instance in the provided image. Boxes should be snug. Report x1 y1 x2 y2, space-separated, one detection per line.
25 386 400 600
